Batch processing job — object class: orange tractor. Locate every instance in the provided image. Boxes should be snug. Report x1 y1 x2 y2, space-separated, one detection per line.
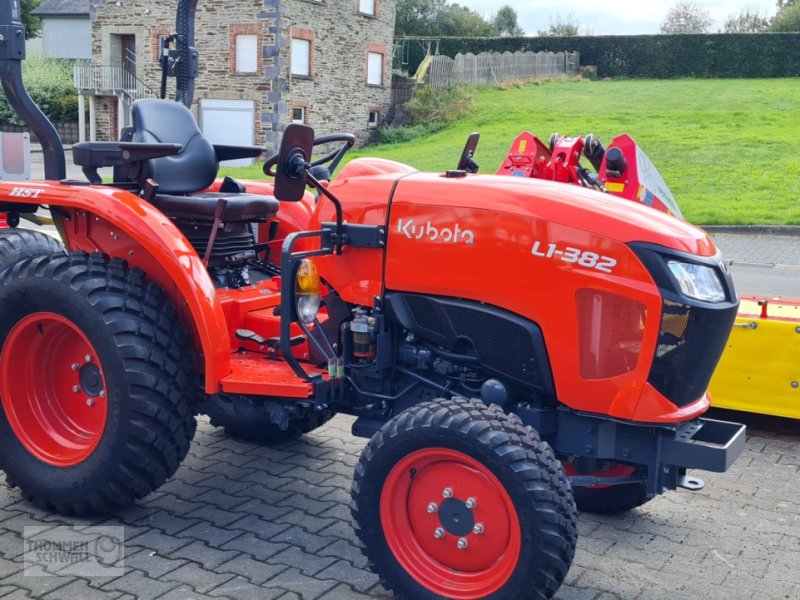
0 1 745 598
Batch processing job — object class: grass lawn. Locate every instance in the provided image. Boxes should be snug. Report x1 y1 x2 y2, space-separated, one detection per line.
223 78 800 225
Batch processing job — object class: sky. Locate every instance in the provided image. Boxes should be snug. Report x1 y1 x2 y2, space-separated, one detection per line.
463 0 781 35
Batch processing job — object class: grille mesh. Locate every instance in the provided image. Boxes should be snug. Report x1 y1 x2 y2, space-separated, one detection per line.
576 289 647 380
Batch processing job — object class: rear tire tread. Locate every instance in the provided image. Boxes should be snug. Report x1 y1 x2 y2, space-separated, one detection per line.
0 252 197 515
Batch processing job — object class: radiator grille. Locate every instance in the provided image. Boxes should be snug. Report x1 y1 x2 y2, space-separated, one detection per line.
576 289 647 380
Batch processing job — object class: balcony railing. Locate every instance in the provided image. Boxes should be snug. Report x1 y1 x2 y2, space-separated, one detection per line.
73 64 157 100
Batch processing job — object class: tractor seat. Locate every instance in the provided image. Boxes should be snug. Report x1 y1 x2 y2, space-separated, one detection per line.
131 99 276 222
151 192 278 221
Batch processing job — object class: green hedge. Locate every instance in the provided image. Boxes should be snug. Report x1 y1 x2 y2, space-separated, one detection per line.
403 33 800 78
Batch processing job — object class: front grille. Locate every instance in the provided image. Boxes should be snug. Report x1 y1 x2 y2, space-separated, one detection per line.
649 298 738 407
576 288 647 380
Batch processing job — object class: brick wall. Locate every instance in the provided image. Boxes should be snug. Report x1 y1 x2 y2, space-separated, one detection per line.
90 0 394 149
281 0 395 145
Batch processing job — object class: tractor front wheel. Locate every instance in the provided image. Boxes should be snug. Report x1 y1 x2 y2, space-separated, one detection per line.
352 398 577 600
0 253 197 515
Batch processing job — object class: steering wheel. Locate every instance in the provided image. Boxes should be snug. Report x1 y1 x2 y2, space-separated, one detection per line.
263 133 356 178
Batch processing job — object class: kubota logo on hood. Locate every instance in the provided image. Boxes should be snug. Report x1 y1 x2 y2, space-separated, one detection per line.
396 218 475 245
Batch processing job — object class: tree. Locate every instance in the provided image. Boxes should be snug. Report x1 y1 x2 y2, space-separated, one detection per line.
434 4 493 37
722 8 770 32
22 0 43 39
771 2 800 30
395 0 448 36
659 2 713 34
395 0 493 37
493 5 524 37
538 14 580 37
776 0 796 9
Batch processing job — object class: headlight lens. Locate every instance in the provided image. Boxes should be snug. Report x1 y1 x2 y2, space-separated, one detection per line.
296 259 321 324
667 260 726 302
297 294 321 324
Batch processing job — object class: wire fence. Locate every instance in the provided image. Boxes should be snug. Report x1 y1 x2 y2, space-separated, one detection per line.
428 51 580 90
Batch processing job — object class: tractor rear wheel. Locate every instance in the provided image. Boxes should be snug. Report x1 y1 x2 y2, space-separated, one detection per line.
352 398 577 600
0 228 63 270
200 393 334 444
0 253 197 515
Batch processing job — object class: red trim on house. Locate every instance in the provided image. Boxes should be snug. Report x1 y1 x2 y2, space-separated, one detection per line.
152 28 170 64
366 42 388 86
290 27 315 78
357 0 378 17
229 23 265 74
290 99 311 124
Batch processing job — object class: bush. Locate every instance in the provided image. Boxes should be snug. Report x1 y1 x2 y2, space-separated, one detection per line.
380 84 474 145
403 33 800 79
379 124 431 144
0 55 79 126
407 85 474 127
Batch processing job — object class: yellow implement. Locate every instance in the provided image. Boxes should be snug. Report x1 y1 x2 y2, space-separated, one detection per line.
709 297 800 419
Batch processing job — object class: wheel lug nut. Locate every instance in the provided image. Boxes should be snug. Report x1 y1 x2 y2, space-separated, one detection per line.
442 488 453 499
457 537 468 549
71 363 79 371
473 523 484 535
85 354 92 363
427 502 438 514
465 497 477 509
86 398 95 407
434 527 445 539
72 385 80 393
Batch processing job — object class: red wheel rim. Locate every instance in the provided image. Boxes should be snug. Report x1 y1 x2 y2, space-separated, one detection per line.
0 312 108 466
563 462 637 489
380 448 521 599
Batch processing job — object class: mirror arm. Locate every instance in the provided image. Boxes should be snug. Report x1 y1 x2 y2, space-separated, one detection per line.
306 172 345 255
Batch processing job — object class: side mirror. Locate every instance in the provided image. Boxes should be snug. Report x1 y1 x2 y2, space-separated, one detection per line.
457 132 480 173
274 123 314 202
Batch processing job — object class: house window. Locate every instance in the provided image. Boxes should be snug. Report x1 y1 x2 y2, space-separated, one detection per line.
292 106 306 124
229 24 263 74
367 52 383 86
368 110 379 128
291 38 311 77
359 0 376 15
235 34 258 73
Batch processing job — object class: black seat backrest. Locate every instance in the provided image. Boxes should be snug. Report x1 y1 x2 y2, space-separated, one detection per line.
131 99 217 195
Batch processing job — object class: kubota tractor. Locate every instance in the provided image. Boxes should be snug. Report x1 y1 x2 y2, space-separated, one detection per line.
0 1 745 598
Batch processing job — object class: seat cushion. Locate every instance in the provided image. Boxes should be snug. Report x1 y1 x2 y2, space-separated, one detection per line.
151 192 279 221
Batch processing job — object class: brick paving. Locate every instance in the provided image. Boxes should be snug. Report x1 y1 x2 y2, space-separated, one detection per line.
0 411 797 600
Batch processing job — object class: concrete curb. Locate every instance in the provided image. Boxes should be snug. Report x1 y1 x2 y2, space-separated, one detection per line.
702 225 800 236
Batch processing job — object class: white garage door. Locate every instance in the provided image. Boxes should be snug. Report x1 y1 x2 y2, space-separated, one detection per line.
199 99 256 167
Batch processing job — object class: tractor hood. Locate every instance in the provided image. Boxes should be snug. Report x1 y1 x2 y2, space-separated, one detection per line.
389 172 715 257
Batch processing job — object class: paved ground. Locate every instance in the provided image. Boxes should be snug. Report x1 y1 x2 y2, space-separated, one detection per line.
709 229 800 298
4 149 798 599
0 410 798 600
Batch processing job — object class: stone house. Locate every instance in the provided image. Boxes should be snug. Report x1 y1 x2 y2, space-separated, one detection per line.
79 0 395 153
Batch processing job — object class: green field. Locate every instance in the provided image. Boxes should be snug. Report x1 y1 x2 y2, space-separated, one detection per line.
225 79 800 225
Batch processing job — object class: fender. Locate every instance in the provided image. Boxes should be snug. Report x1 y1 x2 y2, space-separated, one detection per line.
0 181 230 393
